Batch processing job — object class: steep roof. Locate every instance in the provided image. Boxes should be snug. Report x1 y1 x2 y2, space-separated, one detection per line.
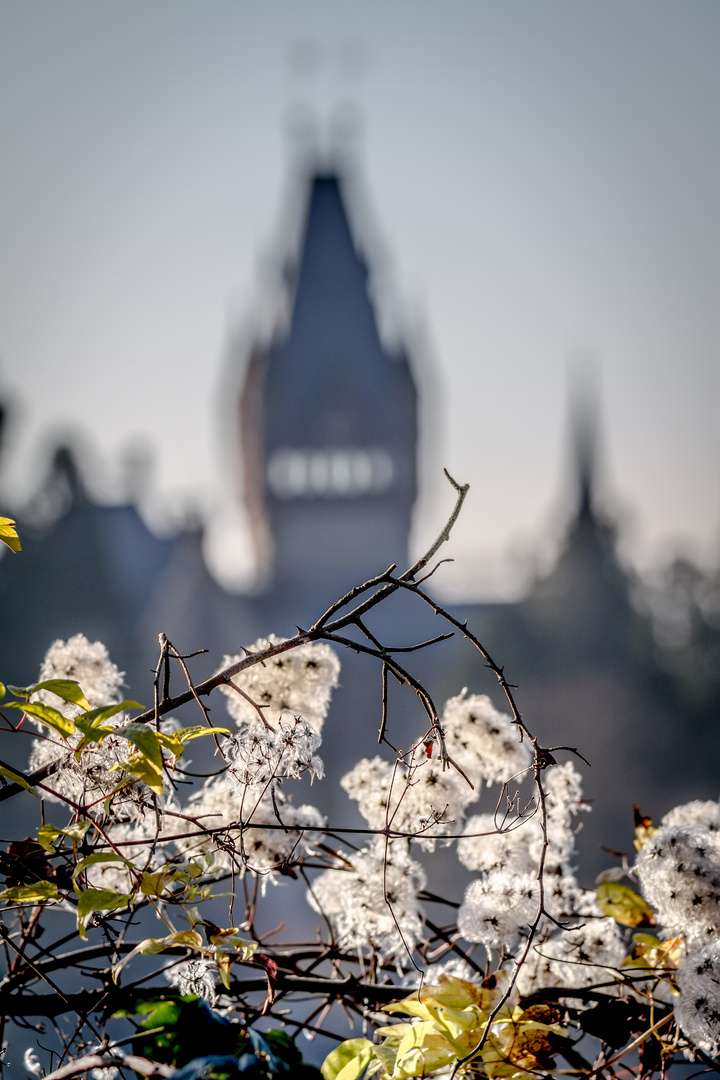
239 170 418 612
262 172 414 442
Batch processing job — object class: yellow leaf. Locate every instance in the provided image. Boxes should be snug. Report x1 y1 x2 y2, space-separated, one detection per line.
633 807 659 851
0 517 21 553
172 929 204 948
208 930 258 989
596 881 655 927
208 929 257 961
0 762 38 796
486 1013 563 1075
115 722 163 767
175 725 231 742
393 972 513 1014
140 869 179 897
215 951 232 991
114 752 164 795
112 929 203 981
623 933 683 975
595 866 629 884
37 820 92 851
384 999 437 1022
0 881 59 904
29 679 92 711
6 701 75 738
76 888 133 938
113 722 167 794
321 1039 376 1080
374 1021 415 1043
395 1022 456 1078
156 732 185 760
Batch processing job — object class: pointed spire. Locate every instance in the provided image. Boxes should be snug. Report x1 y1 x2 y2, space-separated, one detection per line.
568 355 600 522
237 164 418 610
285 172 371 357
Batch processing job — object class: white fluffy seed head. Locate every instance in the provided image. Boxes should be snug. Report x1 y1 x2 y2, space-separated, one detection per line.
516 907 626 997
675 945 720 1057
457 869 539 952
440 690 532 788
34 633 125 716
27 724 165 815
168 775 325 875
226 715 324 788
165 959 218 1006
217 636 340 733
341 753 473 849
635 825 720 948
458 812 539 876
308 840 426 959
662 800 720 832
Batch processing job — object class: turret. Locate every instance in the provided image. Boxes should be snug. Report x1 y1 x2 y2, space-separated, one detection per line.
240 171 418 618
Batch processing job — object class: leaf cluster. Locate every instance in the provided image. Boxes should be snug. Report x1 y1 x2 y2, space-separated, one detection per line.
123 998 322 1078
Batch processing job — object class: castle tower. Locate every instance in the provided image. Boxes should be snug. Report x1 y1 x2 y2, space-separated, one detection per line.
240 171 418 620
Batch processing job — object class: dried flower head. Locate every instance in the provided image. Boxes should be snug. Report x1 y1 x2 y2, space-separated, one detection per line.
308 840 426 959
217 636 340 732
33 633 124 716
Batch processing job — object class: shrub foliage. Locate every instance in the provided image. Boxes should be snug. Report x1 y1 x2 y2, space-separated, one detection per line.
1 481 719 1080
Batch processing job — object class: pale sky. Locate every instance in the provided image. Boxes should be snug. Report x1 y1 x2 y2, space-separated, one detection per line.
0 0 718 598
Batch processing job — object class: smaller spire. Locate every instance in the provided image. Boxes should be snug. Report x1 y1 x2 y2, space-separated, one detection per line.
50 445 87 504
24 442 90 527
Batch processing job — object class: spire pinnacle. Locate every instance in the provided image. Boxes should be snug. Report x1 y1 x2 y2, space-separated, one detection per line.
568 354 600 522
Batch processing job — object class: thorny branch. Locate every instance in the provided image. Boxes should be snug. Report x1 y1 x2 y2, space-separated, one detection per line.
0 473 470 804
0 473 714 1079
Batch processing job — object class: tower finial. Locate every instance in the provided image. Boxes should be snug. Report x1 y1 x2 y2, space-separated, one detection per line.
568 351 600 521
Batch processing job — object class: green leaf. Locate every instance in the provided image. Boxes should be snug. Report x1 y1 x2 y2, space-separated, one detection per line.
111 996 184 1023
112 722 167 794
140 868 181 897
74 702 143 749
27 679 92 711
0 761 38 795
76 886 133 916
76 887 133 939
5 701 75 738
135 998 184 1026
0 682 5 702
37 820 92 852
113 929 204 982
0 516 21 553
0 881 59 904
84 701 143 727
72 851 128 884
174 725 231 743
322 1039 376 1080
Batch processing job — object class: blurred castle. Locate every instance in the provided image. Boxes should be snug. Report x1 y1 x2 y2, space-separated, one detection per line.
0 164 718 871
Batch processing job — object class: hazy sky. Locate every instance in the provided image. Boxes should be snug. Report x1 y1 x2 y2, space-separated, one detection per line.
0 1 718 597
